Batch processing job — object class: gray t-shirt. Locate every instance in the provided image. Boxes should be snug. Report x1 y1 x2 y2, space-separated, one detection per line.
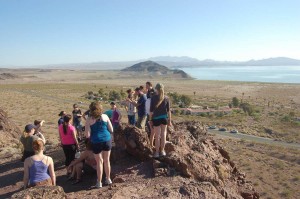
20 135 39 152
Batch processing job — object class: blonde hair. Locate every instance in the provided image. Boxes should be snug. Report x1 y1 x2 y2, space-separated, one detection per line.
155 83 165 108
32 139 44 152
90 101 103 119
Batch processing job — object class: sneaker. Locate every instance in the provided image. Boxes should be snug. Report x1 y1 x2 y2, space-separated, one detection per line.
153 152 159 158
95 181 102 188
105 178 112 185
160 151 166 157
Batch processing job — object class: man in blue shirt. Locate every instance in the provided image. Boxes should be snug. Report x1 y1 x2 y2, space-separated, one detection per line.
127 87 147 131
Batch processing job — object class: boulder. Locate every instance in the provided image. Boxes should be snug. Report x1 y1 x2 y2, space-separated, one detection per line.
11 186 66 199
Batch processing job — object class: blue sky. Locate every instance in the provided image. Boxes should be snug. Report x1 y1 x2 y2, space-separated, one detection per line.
0 0 300 66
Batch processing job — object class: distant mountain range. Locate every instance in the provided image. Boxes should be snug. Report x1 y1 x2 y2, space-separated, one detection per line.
148 56 300 68
2 56 300 69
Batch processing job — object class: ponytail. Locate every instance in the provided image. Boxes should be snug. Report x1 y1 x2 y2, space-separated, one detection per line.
63 114 72 135
155 83 165 108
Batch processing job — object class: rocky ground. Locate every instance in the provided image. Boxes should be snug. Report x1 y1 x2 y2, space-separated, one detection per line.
0 107 259 199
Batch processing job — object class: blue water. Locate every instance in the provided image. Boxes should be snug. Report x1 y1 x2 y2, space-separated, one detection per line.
180 66 300 84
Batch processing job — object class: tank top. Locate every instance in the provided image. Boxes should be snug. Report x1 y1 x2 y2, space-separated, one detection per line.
90 118 111 143
29 156 50 185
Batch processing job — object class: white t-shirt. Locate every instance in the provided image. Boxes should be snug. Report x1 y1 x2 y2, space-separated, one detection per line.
145 98 151 115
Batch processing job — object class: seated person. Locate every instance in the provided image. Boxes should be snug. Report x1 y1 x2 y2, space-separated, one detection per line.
67 139 96 184
23 139 56 189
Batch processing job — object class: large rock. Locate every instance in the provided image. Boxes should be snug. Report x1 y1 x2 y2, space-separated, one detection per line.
0 108 22 161
11 186 66 199
115 121 259 199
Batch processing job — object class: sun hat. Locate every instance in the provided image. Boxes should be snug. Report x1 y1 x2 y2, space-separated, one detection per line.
24 124 36 133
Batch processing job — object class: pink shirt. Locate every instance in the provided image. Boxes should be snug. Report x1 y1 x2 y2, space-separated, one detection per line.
59 124 76 145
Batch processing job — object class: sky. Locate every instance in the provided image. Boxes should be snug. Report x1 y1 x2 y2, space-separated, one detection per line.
0 0 300 66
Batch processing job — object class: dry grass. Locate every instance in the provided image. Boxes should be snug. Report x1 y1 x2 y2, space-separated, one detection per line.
216 138 300 199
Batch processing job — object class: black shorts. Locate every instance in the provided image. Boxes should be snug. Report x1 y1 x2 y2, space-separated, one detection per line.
91 140 112 154
152 118 168 127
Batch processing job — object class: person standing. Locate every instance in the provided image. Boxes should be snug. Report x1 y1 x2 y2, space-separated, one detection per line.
72 104 83 140
20 124 39 162
58 114 79 173
110 102 122 130
23 139 56 189
149 83 171 158
146 81 155 99
58 111 66 126
125 93 136 125
127 87 147 131
85 101 113 188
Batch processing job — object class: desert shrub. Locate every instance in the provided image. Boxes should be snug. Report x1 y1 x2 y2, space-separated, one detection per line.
232 97 239 107
98 88 104 96
281 115 291 122
215 112 224 117
109 90 121 101
180 95 192 107
240 103 253 115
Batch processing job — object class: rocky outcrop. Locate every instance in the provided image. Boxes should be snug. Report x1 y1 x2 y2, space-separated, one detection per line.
114 121 259 199
0 108 21 139
11 186 66 199
0 108 22 161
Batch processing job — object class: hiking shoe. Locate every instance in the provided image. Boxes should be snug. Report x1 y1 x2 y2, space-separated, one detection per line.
105 178 112 185
95 181 102 188
153 152 159 158
160 151 166 157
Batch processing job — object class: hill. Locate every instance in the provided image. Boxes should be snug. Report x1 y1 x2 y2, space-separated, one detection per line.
121 61 191 78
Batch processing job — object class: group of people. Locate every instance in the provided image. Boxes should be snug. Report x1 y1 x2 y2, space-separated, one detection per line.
125 82 172 158
20 81 172 190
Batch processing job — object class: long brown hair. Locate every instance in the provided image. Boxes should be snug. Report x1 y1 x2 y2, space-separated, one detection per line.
155 83 165 108
89 101 103 119
63 114 72 135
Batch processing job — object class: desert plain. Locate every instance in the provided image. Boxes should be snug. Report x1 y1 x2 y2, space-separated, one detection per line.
0 68 299 199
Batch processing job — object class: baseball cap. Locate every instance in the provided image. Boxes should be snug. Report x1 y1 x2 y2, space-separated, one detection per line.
24 124 36 133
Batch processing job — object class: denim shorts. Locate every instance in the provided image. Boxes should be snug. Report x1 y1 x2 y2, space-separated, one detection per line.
91 140 112 154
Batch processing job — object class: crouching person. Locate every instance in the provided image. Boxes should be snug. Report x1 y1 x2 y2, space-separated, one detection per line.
67 139 97 184
23 139 56 189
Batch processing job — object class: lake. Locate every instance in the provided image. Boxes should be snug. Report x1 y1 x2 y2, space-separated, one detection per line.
180 66 300 84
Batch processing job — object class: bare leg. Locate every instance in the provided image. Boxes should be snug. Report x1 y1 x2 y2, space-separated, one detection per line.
160 125 167 152
154 126 162 153
94 153 103 183
75 162 83 180
149 125 155 148
102 150 111 181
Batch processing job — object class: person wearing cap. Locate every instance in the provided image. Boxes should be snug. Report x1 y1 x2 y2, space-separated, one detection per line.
23 139 56 189
149 83 172 158
20 124 39 162
58 111 66 126
110 101 122 130
127 87 147 131
34 120 46 144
